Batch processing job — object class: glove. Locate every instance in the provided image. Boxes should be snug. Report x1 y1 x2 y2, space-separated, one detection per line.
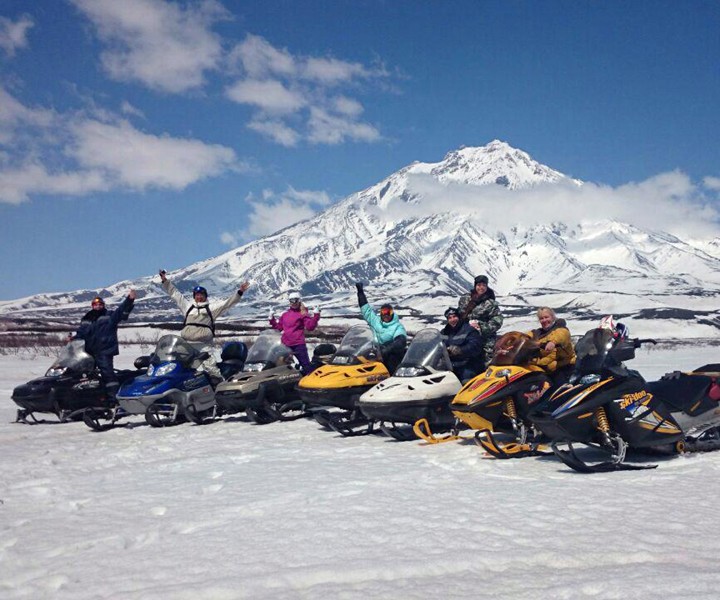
447 345 461 356
355 281 364 293
269 310 276 320
312 305 320 314
469 319 480 331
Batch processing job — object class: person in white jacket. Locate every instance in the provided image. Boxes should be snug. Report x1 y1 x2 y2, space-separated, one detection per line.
159 269 250 382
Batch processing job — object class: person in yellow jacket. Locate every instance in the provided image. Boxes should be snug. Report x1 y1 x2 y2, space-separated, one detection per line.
526 307 576 387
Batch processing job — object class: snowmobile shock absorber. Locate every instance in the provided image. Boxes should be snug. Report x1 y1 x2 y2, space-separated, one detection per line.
594 407 610 433
503 397 518 421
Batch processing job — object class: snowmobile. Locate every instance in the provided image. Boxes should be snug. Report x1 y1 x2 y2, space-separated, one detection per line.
82 335 246 430
297 324 390 436
443 331 555 457
358 328 462 440
213 330 307 424
11 340 144 424
532 323 720 473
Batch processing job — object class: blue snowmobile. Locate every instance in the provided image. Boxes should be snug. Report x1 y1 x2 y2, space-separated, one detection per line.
83 334 246 430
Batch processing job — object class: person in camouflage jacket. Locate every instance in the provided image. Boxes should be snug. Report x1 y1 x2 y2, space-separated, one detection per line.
458 275 504 369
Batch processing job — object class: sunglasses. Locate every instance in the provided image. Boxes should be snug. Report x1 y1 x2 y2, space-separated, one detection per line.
379 308 393 316
289 298 301 303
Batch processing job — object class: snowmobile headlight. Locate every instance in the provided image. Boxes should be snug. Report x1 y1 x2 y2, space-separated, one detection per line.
243 362 265 372
46 366 68 377
495 369 512 378
153 363 177 377
395 366 426 377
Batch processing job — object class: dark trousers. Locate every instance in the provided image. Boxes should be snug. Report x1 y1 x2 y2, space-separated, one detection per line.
289 344 312 375
94 354 119 397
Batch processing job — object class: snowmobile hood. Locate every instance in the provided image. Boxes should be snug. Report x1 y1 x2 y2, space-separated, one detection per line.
297 360 389 390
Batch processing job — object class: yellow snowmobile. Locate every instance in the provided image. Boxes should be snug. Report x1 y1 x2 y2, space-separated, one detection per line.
297 324 390 435
414 332 553 456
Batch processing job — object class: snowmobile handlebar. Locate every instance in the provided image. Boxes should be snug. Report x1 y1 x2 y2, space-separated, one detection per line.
633 338 658 348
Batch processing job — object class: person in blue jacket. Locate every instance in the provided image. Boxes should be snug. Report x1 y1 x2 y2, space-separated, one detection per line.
74 290 136 399
440 306 483 382
355 282 407 373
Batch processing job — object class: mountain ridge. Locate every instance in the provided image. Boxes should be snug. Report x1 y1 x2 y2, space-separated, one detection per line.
2 140 718 339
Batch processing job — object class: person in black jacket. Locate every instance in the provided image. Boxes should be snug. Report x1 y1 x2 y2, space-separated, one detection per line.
74 290 136 398
440 307 483 382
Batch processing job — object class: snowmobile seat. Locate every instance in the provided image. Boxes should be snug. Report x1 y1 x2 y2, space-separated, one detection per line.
221 341 248 365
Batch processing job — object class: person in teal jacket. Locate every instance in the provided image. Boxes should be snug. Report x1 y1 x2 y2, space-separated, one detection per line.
355 282 407 373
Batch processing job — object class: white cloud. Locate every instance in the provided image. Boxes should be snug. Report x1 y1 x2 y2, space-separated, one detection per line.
247 118 300 147
0 162 109 204
120 101 145 119
226 79 306 115
69 0 228 93
0 87 54 131
332 96 364 117
227 34 296 79
0 15 34 56
226 34 388 146
703 176 720 191
302 57 369 85
221 186 332 245
307 107 380 145
69 119 240 189
0 88 243 203
380 170 720 239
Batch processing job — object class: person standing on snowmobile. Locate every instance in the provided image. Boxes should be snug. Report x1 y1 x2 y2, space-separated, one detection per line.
458 275 504 369
269 292 320 375
73 290 136 399
355 282 407 374
158 269 249 383
440 306 483 382
526 307 576 387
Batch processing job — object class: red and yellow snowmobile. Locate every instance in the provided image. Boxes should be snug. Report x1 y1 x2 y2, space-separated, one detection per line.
414 332 553 456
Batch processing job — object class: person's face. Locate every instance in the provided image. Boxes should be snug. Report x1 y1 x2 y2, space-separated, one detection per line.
194 292 207 303
447 313 459 327
380 307 393 322
91 300 104 311
474 282 488 295
538 311 554 329
289 298 301 308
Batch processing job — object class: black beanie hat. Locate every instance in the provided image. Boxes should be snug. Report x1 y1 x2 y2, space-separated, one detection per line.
474 275 489 286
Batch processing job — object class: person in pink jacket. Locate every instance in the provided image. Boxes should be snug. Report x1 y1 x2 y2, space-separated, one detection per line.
269 291 321 374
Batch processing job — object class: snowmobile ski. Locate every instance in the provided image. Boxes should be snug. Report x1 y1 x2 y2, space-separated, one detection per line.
379 422 418 441
551 442 658 473
412 418 466 444
475 429 552 459
328 411 376 437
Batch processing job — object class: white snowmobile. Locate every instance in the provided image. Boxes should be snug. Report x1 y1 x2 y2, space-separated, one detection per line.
358 328 463 440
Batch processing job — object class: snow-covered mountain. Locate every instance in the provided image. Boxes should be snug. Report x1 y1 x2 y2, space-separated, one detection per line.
2 140 719 339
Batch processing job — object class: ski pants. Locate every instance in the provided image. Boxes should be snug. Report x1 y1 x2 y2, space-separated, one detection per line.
187 341 223 380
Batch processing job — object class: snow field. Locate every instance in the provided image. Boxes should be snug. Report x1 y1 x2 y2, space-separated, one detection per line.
1 346 720 599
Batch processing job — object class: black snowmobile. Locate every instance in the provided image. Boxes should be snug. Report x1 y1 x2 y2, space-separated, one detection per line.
11 340 145 424
533 323 720 473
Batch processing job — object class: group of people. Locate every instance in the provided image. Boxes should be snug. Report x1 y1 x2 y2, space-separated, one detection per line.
438 275 576 386
71 270 576 398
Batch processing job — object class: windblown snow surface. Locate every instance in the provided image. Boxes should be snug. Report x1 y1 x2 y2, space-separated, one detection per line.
1 343 720 599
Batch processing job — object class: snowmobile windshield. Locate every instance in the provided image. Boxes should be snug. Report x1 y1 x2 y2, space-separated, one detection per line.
573 329 614 375
46 340 95 376
331 324 381 365
244 330 294 371
396 328 452 377
152 335 197 366
491 332 541 366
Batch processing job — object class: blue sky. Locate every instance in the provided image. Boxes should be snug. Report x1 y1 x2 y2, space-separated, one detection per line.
1 0 719 300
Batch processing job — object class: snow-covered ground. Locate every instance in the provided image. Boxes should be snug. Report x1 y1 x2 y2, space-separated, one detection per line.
1 343 720 599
